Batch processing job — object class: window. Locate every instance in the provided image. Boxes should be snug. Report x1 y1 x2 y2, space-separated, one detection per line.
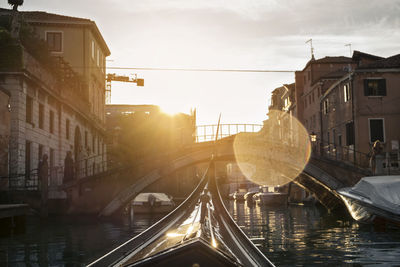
304 98 307 108
338 135 342 146
333 129 336 145
92 134 95 154
369 119 385 143
97 49 100 66
323 99 329 114
38 144 43 161
312 91 315 103
50 148 54 171
49 110 54 134
346 122 355 146
25 141 31 178
364 79 386 96
91 40 95 59
66 119 70 140
309 95 311 105
39 104 44 129
343 83 350 102
46 32 62 52
26 96 33 124
85 131 88 147
327 132 330 144
102 55 105 73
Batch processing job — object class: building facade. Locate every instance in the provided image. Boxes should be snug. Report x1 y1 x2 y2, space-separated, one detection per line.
321 52 400 170
0 8 110 197
294 55 356 142
20 10 110 125
0 87 11 186
267 50 400 173
266 83 296 144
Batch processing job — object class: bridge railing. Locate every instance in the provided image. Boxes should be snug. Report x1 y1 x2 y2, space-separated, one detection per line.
261 119 400 175
311 138 370 169
312 137 400 175
195 124 263 142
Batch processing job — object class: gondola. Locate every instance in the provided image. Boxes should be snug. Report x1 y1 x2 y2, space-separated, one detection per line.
87 159 275 266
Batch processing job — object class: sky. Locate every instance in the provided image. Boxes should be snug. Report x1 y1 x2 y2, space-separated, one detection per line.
4 0 400 125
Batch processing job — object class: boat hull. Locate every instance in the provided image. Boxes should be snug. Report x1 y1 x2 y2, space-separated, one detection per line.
338 188 400 226
255 193 288 206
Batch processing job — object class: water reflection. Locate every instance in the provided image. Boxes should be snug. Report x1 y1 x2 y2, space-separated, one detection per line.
0 214 162 266
227 200 400 266
1 204 400 266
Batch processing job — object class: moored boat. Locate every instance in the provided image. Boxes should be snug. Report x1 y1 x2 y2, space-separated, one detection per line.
233 188 247 201
244 187 260 204
131 193 175 213
253 186 288 206
337 175 400 225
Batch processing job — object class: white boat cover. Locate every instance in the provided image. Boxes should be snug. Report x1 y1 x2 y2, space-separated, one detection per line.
133 193 172 204
350 176 400 214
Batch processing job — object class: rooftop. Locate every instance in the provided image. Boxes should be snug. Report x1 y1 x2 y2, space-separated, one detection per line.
302 56 353 71
360 54 400 69
0 8 110 56
352 50 384 62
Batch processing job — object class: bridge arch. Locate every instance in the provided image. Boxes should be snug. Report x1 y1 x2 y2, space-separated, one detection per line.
99 136 344 217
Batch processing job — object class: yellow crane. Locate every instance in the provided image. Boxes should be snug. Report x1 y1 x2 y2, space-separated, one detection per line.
105 73 144 104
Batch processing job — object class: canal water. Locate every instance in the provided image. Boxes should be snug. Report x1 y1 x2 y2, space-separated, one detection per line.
1 201 400 266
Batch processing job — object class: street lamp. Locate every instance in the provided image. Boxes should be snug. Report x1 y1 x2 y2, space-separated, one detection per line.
310 132 317 155
310 132 317 142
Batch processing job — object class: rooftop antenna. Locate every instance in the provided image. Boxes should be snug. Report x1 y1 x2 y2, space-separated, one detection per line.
306 39 315 59
345 43 352 57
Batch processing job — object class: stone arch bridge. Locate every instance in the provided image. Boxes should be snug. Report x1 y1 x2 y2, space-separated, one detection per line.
85 133 369 217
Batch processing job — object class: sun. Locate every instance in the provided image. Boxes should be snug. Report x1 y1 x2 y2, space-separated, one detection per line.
160 103 183 116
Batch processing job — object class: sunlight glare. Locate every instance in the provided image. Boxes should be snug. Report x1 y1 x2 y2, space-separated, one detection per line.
212 238 217 248
166 232 184 238
160 104 183 116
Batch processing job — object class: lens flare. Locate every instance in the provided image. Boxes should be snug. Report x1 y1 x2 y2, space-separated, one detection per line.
233 110 311 186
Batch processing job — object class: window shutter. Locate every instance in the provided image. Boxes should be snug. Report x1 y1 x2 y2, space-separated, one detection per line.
363 79 369 96
379 79 386 96
346 122 354 146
